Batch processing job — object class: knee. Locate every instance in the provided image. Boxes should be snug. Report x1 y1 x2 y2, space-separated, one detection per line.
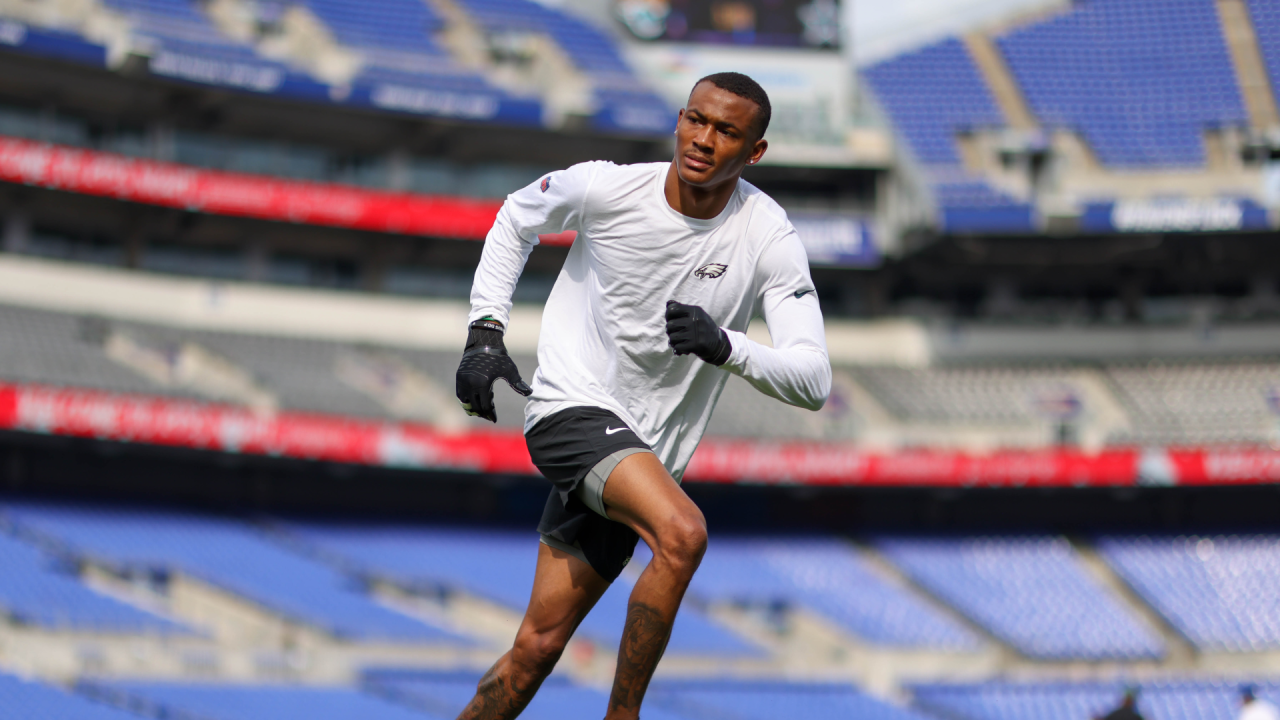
512 626 569 678
654 509 707 576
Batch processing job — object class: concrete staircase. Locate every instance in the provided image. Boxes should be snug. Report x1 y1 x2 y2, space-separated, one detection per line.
963 32 1037 132
1217 0 1280 131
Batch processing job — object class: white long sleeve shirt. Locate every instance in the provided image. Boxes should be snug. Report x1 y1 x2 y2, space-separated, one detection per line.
470 160 831 480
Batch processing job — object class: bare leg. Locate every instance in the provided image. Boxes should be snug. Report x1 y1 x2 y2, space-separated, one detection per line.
456 543 609 720
599 453 708 720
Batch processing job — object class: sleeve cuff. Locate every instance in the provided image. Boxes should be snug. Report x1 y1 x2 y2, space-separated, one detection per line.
720 328 750 375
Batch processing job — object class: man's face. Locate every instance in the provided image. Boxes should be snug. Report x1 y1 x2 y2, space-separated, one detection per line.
673 82 767 189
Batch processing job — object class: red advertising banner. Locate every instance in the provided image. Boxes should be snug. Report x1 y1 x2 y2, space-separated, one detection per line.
0 135 576 245
4 382 1280 487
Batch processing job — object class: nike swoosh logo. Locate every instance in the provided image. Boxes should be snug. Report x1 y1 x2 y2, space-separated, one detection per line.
794 289 814 299
605 426 627 435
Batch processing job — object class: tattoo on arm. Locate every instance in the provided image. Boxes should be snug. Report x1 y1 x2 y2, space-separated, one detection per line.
609 602 672 713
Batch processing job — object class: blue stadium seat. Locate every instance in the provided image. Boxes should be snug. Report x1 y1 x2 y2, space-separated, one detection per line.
1098 535 1280 652
451 0 670 131
648 679 939 720
280 521 763 656
292 0 542 125
997 0 1247 168
302 0 447 54
0 673 142 720
913 679 1280 720
0 530 189 634
862 38 1004 167
367 671 692 720
1246 1 1280 101
633 537 982 650
861 39 1034 232
2 503 472 644
876 536 1165 660
87 681 448 720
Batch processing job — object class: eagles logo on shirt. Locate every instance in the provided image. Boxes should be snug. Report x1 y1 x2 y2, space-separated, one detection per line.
694 263 728 279
540 176 552 193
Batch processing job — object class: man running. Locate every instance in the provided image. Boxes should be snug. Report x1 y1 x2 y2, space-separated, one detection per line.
454 71 831 720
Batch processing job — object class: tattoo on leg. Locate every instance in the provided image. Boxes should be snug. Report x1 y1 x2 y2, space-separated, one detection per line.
609 602 672 714
456 657 542 720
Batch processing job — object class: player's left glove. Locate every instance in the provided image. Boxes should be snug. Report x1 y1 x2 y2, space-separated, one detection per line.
456 319 533 423
665 300 732 366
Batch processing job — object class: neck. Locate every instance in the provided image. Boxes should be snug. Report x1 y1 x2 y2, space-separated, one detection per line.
663 161 738 220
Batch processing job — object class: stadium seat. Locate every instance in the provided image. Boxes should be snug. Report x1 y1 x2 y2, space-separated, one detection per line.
366 671 693 720
85 681 448 720
0 530 189 634
278 521 764 656
1104 362 1280 446
913 679 1280 720
1098 534 1280 651
876 536 1165 660
861 39 1034 233
853 366 1084 424
633 537 982 650
3 502 474 644
0 304 196 398
648 679 939 720
451 0 670 131
0 672 142 720
1248 0 1280 97
997 0 1247 168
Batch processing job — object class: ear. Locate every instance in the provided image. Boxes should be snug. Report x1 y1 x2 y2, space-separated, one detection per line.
746 138 768 166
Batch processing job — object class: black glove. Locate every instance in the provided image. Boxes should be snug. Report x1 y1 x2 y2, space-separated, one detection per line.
665 300 732 366
456 319 532 423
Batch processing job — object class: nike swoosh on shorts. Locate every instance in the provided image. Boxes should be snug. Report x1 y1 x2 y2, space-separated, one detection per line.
605 426 627 435
794 289 814 299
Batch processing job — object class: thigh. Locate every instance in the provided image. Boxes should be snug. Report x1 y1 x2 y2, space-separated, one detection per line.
518 541 612 638
600 451 703 553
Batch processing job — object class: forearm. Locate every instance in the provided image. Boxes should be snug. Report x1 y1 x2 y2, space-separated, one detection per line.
721 329 831 411
469 206 536 328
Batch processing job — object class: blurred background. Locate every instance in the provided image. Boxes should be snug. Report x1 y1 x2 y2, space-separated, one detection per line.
0 0 1278 717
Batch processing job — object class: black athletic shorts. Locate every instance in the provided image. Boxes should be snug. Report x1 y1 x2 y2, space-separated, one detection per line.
526 406 653 582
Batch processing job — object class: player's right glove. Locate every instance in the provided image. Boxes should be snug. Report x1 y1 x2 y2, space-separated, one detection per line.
455 319 532 423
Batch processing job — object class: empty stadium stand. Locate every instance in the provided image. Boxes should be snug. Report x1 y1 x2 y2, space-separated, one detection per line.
295 0 543 124
0 304 199 400
2 502 474 644
278 521 761 656
87 680 445 720
368 672 939 720
1105 361 1280 446
367 671 693 720
1249 0 1280 95
862 38 1004 168
875 536 1165 660
997 0 1247 169
647 679 938 720
913 679 1280 720
0 531 189 634
853 366 1082 424
7 299 1280 447
452 0 669 132
633 537 981 650
0 0 666 132
860 0 1278 234
0 672 141 720
1098 535 1280 652
860 38 1035 233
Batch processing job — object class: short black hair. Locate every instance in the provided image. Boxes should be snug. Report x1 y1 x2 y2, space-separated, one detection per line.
692 72 771 139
